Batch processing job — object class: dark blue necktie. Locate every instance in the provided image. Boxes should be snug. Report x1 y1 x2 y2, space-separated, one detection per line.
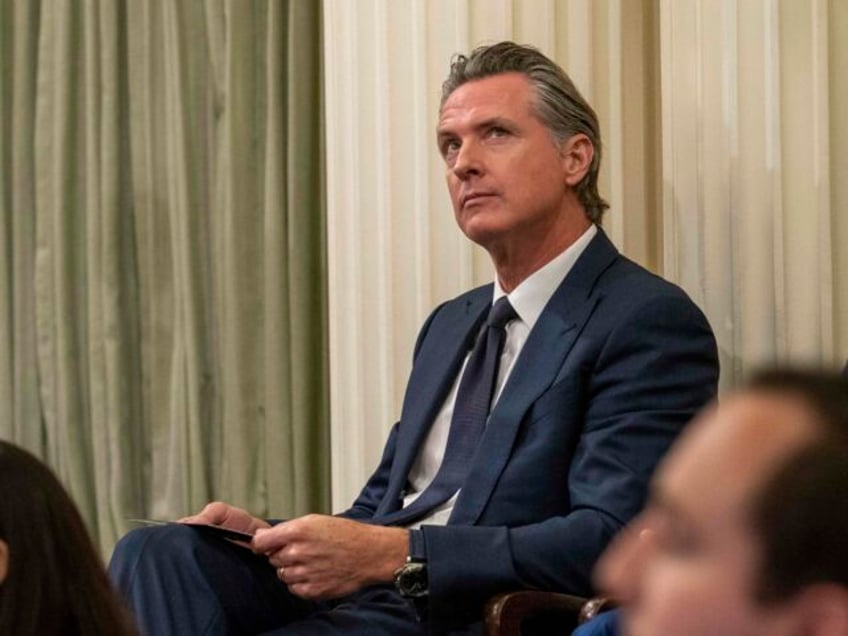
377 297 518 526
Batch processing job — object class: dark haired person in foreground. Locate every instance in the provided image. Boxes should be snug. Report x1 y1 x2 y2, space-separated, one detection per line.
576 368 848 636
109 41 718 635
0 441 138 635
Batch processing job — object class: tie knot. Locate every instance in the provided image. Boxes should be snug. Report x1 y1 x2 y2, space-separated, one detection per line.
488 297 518 330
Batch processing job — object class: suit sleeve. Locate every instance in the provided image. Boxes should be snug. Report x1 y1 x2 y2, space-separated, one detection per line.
420 291 719 629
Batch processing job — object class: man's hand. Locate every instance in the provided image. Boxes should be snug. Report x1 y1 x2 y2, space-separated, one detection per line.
180 501 271 535
251 514 409 600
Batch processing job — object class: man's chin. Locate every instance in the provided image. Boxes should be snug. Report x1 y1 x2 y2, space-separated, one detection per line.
457 220 509 251
455 206 507 236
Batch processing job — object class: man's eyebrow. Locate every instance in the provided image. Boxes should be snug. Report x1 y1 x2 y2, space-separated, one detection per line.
437 117 516 137
471 116 516 133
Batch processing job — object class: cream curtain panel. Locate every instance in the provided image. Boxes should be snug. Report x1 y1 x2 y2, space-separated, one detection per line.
660 0 847 383
0 0 328 554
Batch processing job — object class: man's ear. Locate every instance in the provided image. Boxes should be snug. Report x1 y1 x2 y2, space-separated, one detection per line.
560 133 593 187
790 584 848 636
0 539 7 583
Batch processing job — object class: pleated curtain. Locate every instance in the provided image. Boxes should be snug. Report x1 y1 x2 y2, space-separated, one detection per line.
0 0 328 555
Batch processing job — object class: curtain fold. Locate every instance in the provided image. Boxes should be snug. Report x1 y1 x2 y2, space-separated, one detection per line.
0 1 41 454
0 0 328 555
659 0 842 386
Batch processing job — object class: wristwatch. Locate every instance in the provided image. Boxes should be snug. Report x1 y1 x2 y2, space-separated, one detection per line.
394 558 428 598
394 529 428 598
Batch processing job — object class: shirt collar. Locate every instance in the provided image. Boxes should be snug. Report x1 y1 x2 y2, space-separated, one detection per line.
493 224 597 331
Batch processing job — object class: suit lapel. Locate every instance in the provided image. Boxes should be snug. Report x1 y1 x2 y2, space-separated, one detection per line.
375 286 491 516
449 229 620 525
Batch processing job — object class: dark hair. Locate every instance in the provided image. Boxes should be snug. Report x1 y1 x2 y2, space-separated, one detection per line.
0 441 137 634
744 368 848 603
441 41 609 223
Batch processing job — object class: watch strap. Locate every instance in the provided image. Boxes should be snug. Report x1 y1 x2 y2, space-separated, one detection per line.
408 528 427 563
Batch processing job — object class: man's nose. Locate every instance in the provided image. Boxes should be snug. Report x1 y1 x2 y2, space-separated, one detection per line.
595 523 655 603
452 139 483 180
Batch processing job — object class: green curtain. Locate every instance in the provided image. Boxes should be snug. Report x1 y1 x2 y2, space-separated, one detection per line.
0 0 328 555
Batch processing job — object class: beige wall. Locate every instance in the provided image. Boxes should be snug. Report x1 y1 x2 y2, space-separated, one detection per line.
323 0 848 509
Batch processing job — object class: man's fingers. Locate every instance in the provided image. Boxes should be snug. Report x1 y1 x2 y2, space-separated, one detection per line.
287 581 327 601
275 565 317 599
179 501 231 525
179 502 270 537
267 550 289 569
252 525 291 553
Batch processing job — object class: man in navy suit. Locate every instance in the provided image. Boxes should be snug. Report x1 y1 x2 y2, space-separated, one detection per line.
577 368 848 636
109 42 718 635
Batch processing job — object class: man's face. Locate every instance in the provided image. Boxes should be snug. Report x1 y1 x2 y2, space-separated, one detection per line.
596 394 817 636
437 73 586 255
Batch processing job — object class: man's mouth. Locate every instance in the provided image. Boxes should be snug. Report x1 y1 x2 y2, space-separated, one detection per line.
461 192 495 208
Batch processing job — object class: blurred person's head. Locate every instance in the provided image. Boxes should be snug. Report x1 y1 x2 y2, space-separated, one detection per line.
0 441 137 634
597 368 848 636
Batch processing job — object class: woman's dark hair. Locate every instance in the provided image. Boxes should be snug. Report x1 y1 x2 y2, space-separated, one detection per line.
0 441 137 634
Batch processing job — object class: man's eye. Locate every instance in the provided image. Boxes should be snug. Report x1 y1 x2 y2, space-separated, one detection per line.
646 511 700 557
442 140 460 156
488 127 509 138
655 526 699 556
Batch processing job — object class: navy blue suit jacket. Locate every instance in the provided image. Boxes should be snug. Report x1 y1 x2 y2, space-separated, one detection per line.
341 229 718 633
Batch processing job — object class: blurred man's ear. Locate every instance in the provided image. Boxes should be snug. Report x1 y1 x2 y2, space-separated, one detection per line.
792 584 848 636
0 539 7 583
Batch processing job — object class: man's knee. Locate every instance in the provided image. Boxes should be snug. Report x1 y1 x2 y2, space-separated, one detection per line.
110 524 204 579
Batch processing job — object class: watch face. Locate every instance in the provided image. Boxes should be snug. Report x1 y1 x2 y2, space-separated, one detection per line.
395 562 428 598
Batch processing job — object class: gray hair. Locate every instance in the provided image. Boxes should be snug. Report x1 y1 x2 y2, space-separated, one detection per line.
441 41 609 223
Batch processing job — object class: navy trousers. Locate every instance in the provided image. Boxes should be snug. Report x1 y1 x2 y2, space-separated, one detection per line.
108 524 425 635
